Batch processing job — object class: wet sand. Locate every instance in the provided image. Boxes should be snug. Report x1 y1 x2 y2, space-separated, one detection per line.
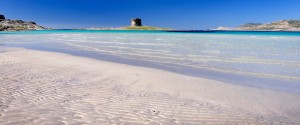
0 47 300 125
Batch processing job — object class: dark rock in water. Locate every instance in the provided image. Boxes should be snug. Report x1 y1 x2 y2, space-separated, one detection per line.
131 18 142 27
0 14 5 20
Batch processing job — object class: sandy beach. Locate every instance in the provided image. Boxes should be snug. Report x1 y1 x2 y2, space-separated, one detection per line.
0 47 300 125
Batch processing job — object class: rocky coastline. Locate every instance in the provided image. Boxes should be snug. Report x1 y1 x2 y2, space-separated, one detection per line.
0 14 46 31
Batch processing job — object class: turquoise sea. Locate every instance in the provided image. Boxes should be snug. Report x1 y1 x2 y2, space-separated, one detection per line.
1 30 300 93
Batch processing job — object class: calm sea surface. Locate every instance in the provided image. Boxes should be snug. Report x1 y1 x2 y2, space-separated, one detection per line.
1 30 300 93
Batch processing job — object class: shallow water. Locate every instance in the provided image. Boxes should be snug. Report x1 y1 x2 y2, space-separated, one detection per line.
1 30 300 93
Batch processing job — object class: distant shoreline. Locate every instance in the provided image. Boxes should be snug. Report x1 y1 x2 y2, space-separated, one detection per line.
167 30 300 33
2 29 300 34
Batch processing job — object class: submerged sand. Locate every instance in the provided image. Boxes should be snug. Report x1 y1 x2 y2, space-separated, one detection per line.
0 47 300 125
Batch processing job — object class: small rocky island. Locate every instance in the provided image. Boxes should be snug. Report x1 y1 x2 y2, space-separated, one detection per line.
81 18 170 30
216 20 300 31
0 14 46 31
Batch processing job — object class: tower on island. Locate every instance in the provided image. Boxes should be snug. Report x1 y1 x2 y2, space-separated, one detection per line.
131 18 142 27
0 14 5 20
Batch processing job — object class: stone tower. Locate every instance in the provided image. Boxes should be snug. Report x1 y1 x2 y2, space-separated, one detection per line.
0 14 5 20
131 18 142 27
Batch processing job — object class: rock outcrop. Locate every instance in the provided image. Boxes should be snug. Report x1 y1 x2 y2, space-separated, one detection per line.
0 14 5 20
215 20 300 31
0 19 45 31
0 14 46 31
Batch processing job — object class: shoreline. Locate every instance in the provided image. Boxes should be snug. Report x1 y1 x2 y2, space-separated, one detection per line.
1 47 300 124
3 40 300 95
2 29 300 33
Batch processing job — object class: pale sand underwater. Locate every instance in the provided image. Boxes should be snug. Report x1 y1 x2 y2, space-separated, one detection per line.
1 47 300 125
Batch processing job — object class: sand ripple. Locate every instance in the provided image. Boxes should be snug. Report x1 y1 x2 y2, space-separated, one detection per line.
0 48 299 125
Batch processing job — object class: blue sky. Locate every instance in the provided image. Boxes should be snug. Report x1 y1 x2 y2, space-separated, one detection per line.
0 0 299 29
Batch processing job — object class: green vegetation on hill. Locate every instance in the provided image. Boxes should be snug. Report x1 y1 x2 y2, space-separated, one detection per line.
12 26 28 30
122 26 170 30
240 23 262 27
287 20 300 28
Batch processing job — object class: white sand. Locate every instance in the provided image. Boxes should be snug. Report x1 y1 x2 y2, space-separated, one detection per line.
0 47 300 125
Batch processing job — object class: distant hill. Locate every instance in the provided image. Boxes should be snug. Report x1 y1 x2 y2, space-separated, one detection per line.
215 20 300 31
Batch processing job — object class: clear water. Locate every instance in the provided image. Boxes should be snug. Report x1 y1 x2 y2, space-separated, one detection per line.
1 30 300 93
